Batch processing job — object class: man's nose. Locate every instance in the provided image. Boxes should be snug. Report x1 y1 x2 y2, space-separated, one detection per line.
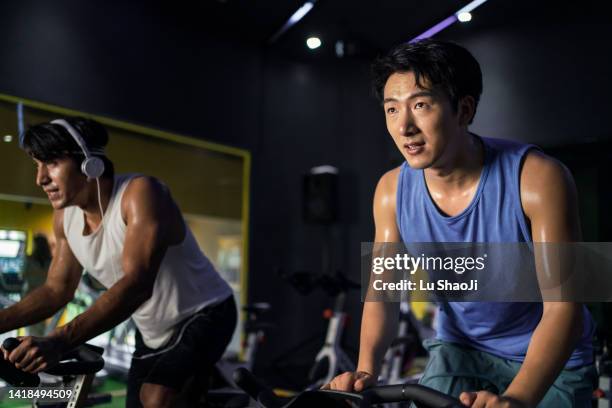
36 166 50 187
398 111 418 136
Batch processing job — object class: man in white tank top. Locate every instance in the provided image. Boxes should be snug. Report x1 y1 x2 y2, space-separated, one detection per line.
1 117 237 407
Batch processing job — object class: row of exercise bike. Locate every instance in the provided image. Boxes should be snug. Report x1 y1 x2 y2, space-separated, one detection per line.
1 270 611 407
0 336 464 408
0 270 445 407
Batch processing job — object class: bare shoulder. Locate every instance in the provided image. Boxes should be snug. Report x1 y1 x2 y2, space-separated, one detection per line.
375 166 401 204
373 165 402 219
124 176 168 198
121 176 173 221
123 175 170 205
521 150 574 192
373 166 402 241
520 150 576 215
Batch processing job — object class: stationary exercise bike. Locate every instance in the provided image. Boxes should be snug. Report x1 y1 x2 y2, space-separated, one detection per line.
231 367 465 408
278 269 360 389
207 303 276 407
378 301 431 386
0 337 110 407
308 272 360 388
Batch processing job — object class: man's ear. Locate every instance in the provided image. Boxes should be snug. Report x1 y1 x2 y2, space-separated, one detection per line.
458 95 476 127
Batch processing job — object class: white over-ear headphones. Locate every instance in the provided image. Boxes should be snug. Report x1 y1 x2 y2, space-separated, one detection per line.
51 119 105 179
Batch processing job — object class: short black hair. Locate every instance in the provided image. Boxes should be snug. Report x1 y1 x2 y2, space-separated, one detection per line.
371 39 483 123
21 116 114 178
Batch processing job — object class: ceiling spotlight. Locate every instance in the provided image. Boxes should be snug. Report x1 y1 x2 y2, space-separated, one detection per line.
3 135 12 143
458 12 472 22
335 40 345 58
269 1 317 44
411 0 488 42
306 37 322 50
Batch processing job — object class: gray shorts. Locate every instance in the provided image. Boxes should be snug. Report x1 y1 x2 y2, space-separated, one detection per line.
414 338 597 408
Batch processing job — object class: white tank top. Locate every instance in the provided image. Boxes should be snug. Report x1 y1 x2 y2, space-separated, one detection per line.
63 174 233 348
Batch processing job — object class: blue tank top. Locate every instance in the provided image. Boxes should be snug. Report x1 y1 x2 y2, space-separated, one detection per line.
396 136 593 368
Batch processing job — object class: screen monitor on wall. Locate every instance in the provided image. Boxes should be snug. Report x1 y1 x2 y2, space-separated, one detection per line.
0 229 27 274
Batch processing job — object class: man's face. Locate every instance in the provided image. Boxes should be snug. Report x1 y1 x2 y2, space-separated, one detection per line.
34 157 87 209
383 71 463 169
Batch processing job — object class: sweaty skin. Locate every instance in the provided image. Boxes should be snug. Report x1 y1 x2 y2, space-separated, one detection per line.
0 157 187 408
325 72 583 408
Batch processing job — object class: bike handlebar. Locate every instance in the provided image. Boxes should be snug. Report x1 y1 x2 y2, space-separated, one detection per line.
0 338 39 387
233 367 465 408
0 337 105 387
364 384 464 407
233 366 280 407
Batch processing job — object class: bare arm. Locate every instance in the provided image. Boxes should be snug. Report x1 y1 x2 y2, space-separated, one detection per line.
0 210 81 333
326 168 402 391
50 177 181 349
501 151 584 406
357 168 402 378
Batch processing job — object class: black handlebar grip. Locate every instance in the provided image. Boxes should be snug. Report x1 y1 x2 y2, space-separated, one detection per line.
364 384 404 402
0 338 40 387
366 384 465 408
2 337 20 352
46 344 105 376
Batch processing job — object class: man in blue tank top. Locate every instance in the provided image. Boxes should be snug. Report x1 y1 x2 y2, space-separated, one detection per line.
324 40 597 407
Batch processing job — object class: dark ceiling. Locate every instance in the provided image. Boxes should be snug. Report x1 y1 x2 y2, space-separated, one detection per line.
151 0 611 62
160 0 472 58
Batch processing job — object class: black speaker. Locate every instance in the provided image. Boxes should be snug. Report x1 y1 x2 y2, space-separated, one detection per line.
303 167 338 225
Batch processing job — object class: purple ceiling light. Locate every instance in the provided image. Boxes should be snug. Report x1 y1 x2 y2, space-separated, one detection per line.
409 0 490 42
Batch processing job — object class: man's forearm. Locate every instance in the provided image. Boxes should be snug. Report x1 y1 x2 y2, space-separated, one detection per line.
503 302 583 406
0 284 67 333
357 301 399 376
50 276 151 349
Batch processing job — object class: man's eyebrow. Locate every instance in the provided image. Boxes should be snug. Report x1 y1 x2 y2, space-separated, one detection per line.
382 91 435 105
